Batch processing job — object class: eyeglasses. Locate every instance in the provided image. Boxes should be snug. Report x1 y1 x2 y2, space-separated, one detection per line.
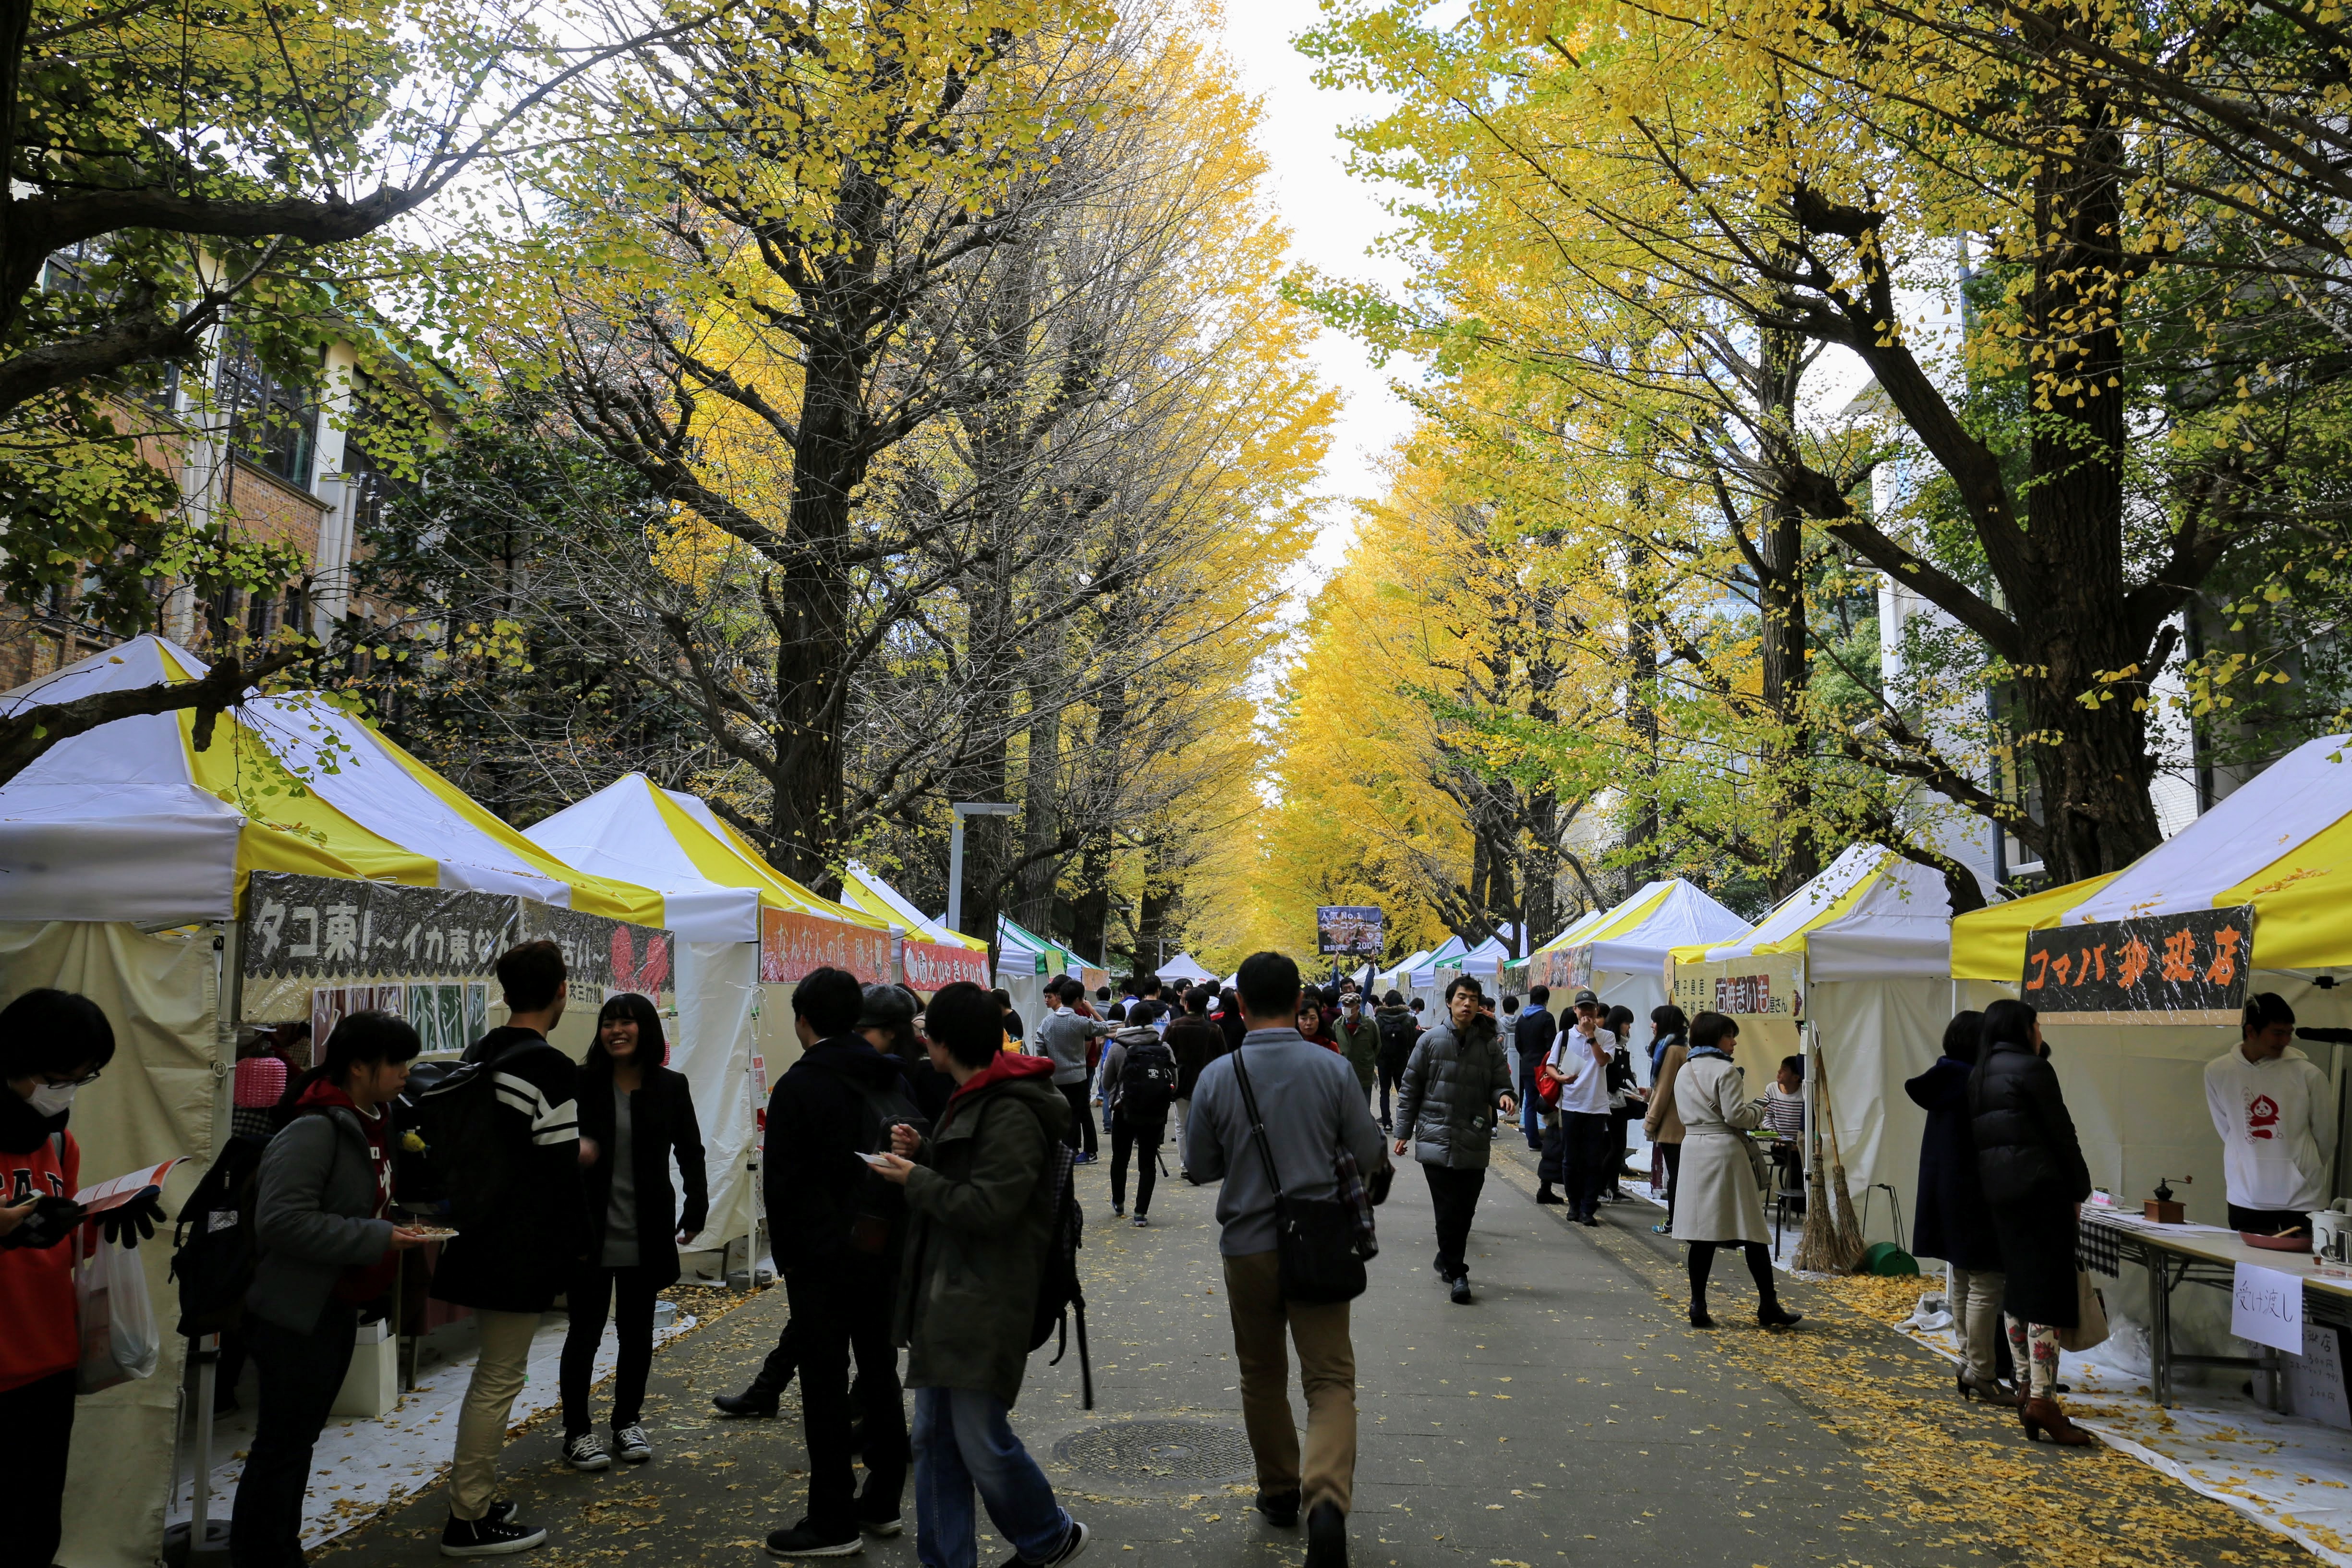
43 1070 102 1088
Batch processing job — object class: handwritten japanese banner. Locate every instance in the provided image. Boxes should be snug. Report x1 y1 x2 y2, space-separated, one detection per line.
244 873 518 980
759 907 891 985
1670 951 1804 1051
518 902 673 1005
2023 905 2253 1024
902 938 989 993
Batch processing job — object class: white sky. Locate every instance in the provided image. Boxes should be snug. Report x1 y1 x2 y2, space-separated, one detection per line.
1211 0 1424 578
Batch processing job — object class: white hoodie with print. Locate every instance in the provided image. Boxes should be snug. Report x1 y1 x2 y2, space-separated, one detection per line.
2204 1044 2337 1213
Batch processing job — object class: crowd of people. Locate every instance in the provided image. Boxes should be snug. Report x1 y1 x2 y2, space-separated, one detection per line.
14 932 2241 1568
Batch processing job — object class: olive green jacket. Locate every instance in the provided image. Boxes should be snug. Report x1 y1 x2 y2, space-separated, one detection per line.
1334 1013 1382 1093
892 1067 1070 1407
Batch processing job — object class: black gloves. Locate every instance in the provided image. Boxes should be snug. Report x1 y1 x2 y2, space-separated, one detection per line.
2 1194 86 1250
100 1187 164 1248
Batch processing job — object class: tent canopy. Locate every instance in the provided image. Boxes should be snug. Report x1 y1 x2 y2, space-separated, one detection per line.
1156 951 1215 984
0 637 663 925
1952 732 2352 980
837 860 986 951
525 774 886 944
997 912 1079 977
1681 843 1951 980
1403 935 1469 980
1544 879 1750 974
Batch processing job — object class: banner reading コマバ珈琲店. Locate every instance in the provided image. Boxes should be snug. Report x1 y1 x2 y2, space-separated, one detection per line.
760 906 891 984
2022 905 2254 1025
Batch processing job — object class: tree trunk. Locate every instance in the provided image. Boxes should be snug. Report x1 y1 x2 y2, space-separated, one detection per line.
1756 320 1817 899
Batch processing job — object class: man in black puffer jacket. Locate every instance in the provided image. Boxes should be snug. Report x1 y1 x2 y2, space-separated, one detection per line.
759 966 920 1557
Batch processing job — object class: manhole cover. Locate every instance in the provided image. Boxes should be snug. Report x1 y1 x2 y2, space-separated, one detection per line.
1053 1419 1256 1482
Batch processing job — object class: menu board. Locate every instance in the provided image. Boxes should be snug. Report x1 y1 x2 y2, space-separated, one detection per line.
2023 905 2252 1024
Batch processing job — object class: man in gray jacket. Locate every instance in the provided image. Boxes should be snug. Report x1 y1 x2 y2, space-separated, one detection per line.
1032 976 1114 1162
1184 952 1388 1568
1394 976 1516 1305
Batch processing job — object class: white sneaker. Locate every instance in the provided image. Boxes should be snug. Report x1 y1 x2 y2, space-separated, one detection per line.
562 1431 611 1471
612 1423 652 1463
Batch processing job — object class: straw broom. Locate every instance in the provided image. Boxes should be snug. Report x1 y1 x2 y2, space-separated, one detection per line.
1793 1039 1867 1273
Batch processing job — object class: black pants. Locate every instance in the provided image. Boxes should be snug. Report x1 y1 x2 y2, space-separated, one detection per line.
1660 1142 1683 1228
230 1303 359 1568
2231 1204 2307 1236
786 1259 909 1533
1 1367 75 1568
1057 1083 1098 1156
1378 1059 1407 1124
748 1316 800 1397
1560 1112 1614 1219
1423 1164 1486 1280
561 1263 661 1434
1687 1241 1778 1315
1110 1113 1164 1215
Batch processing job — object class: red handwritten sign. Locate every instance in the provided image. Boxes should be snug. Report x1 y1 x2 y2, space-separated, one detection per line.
903 938 990 992
759 908 890 984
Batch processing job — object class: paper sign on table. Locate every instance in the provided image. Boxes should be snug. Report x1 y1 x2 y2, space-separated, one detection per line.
2234 1261 2307 1354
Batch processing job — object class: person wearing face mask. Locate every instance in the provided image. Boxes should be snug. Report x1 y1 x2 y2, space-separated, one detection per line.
233 1011 434 1568
0 987 137 1568
559 993 707 1472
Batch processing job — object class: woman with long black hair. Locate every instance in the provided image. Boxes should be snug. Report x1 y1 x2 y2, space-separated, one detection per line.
1969 998 2095 1446
559 993 707 1471
237 1010 430 1568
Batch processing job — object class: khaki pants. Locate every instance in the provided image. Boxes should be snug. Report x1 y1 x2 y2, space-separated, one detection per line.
1947 1264 2007 1389
1221 1251 1357 1516
449 1308 542 1520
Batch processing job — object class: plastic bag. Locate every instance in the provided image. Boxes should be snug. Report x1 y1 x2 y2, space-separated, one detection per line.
75 1233 160 1393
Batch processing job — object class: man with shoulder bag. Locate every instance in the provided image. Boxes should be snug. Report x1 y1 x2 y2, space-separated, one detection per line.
1184 952 1390 1568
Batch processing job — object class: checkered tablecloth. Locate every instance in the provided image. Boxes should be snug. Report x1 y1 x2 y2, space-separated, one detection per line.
2077 1209 2127 1276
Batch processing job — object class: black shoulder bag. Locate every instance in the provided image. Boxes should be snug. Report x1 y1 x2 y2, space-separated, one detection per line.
1231 1049 1367 1304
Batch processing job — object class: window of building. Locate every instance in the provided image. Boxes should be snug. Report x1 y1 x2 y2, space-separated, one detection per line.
219 337 318 489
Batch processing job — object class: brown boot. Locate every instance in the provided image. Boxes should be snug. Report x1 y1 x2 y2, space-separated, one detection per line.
2020 1395 2093 1446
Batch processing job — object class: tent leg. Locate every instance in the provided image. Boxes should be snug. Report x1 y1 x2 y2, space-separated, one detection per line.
173 1334 231 1566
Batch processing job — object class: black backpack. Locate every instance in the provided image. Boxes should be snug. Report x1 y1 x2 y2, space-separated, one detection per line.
829 1066 926 1254
1376 1009 1417 1065
1028 1136 1093 1408
414 1051 523 1229
1116 1036 1178 1123
168 1133 270 1337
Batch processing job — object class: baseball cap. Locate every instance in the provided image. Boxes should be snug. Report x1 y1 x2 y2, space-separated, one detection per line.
858 984 917 1032
1572 988 1600 1009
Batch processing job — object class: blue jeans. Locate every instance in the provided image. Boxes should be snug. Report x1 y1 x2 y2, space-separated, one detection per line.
1517 1057 1542 1143
913 1386 1070 1568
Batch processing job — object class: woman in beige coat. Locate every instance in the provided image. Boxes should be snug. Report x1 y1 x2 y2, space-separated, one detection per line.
1671 1011 1803 1330
1641 1007 1689 1236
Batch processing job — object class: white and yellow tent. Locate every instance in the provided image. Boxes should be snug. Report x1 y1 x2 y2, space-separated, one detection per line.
526 775 897 1253
1670 844 1957 1247
837 859 990 993
1949 733 2352 1229
0 636 676 1568
1529 878 1750 1025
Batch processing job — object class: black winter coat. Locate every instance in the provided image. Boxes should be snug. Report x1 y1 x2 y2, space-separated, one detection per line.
1968 1038 2092 1325
763 1037 921 1276
1905 1056 2001 1271
577 1064 708 1288
1166 1015 1223 1100
431 1027 588 1313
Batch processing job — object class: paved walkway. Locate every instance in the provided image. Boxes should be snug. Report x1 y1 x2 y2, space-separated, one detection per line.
316 1126 2313 1568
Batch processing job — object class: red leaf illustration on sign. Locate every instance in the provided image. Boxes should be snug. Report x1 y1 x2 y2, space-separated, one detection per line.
637 934 671 995
611 924 638 991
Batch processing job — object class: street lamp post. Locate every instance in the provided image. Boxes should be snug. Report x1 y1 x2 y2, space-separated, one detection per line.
945 802 1018 937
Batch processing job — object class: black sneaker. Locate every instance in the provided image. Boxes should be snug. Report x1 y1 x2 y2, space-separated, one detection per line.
1305 1501 1348 1568
1256 1488 1301 1528
440 1514 548 1557
764 1518 863 1557
714 1388 780 1418
1033 1519 1090 1565
1450 1276 1473 1306
855 1483 904 1539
